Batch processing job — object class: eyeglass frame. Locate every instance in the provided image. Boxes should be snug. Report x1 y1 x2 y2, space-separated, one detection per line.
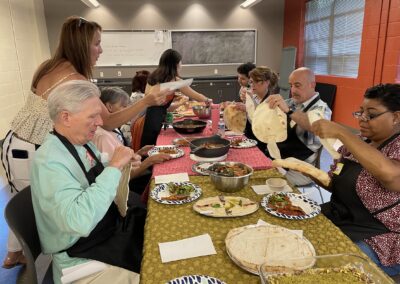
249 79 263 85
352 110 392 122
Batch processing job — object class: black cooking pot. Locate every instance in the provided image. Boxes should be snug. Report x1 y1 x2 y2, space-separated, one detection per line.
190 135 230 158
172 119 207 134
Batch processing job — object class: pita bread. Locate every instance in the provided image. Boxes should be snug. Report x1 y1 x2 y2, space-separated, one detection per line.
225 225 316 274
272 157 331 187
245 93 256 122
308 110 341 160
193 196 258 217
223 104 247 134
114 163 131 217
252 103 287 159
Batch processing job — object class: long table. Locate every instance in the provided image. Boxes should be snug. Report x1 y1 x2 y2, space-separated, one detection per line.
140 127 393 283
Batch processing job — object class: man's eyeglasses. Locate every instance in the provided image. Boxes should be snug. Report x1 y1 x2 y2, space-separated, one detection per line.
249 80 261 85
77 17 88 28
352 110 391 122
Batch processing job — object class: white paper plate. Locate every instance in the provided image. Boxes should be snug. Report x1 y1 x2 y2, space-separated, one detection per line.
261 192 321 220
193 196 258 217
167 275 226 284
230 138 258 149
148 145 184 159
150 182 202 205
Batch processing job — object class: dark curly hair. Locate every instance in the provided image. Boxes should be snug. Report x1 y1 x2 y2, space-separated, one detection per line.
364 84 400 112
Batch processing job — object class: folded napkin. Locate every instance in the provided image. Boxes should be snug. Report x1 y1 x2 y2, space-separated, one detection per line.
256 219 303 237
154 172 189 184
251 184 292 195
61 260 107 284
159 234 217 263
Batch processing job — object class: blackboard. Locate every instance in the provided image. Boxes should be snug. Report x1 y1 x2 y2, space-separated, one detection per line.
171 30 256 65
96 30 171 66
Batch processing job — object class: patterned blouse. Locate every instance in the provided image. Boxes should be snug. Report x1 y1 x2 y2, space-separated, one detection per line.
329 135 400 266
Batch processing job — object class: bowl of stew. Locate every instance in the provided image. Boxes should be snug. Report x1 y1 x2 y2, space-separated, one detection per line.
208 162 253 192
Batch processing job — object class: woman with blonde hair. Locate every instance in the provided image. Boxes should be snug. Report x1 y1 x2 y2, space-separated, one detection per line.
1 15 170 268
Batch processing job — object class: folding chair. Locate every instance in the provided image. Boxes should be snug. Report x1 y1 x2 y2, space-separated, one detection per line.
4 186 53 284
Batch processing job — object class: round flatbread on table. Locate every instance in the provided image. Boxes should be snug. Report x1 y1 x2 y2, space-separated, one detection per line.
225 224 316 275
223 104 247 134
252 102 287 159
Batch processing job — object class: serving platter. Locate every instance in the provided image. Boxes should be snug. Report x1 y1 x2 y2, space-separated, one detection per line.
147 145 184 159
229 138 258 149
150 182 202 205
193 196 258 217
260 192 321 220
166 275 226 284
225 224 316 275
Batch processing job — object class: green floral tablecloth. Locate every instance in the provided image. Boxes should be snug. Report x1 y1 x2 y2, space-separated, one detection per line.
140 169 392 284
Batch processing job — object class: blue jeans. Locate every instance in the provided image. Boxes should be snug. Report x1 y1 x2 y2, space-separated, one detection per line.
356 240 400 276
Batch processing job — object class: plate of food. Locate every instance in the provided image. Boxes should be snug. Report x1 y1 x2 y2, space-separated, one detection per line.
230 137 258 149
191 162 215 175
166 275 226 284
147 145 184 159
261 192 321 220
150 182 202 205
193 196 258 217
225 224 316 275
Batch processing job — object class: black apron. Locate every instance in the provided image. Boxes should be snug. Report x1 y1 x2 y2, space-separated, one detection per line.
322 133 400 241
112 128 128 146
53 130 145 273
275 96 321 160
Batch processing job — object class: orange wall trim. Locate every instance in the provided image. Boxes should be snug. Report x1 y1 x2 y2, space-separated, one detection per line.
283 0 400 127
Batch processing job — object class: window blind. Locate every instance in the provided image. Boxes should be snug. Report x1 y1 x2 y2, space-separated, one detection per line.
304 0 365 78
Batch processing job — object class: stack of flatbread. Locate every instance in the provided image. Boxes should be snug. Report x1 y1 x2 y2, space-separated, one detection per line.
223 104 247 134
308 109 341 160
225 225 316 274
114 163 131 217
272 157 331 187
252 102 287 159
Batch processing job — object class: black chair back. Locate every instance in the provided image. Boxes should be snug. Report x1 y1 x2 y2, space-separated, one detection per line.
315 82 337 110
4 186 53 284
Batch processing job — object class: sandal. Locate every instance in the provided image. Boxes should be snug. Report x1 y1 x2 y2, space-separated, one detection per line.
2 251 26 269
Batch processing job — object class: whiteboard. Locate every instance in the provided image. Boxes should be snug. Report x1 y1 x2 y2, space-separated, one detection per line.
97 30 172 66
171 30 256 65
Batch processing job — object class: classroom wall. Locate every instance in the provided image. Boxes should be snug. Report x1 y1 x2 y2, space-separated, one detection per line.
283 0 400 127
42 0 284 78
0 0 50 138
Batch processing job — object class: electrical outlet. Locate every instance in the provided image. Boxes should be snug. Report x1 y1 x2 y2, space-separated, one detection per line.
214 69 218 74
117 71 122 77
99 72 104 77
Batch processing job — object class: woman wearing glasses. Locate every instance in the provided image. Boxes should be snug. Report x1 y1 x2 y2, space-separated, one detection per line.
1 16 170 268
312 83 400 276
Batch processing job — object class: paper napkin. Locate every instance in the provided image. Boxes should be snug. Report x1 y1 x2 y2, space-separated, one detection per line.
61 260 107 284
159 234 217 263
154 172 189 184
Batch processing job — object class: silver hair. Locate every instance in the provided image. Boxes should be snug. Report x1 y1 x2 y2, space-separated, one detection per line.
47 80 100 121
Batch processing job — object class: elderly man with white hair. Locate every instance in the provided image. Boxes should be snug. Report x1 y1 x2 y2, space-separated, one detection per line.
30 80 142 284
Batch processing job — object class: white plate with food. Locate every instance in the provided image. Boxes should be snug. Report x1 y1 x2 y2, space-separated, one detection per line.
261 192 321 220
229 137 258 149
225 224 316 275
148 145 184 159
193 196 258 217
166 275 226 284
172 137 202 147
150 182 202 205
191 162 215 176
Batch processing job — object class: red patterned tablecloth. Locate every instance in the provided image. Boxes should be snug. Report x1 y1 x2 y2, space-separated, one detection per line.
152 127 273 176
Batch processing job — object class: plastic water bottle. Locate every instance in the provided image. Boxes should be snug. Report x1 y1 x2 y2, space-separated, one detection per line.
218 118 225 138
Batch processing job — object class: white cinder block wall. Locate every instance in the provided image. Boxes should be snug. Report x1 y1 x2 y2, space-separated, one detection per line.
0 0 50 187
0 0 50 138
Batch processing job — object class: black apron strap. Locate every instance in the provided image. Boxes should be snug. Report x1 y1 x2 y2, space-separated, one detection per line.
113 128 128 147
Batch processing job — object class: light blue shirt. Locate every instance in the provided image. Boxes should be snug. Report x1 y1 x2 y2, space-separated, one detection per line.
30 133 122 284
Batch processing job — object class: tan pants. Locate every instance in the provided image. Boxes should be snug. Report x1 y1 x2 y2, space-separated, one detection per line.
74 265 139 284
